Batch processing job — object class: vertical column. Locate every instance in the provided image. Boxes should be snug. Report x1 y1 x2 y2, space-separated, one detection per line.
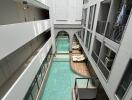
49 0 56 54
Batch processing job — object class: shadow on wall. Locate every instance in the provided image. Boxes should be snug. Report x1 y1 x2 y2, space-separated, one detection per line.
56 31 69 38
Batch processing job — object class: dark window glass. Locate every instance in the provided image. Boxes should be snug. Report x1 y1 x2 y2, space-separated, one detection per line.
116 59 132 99
85 31 92 51
91 4 96 30
82 29 85 42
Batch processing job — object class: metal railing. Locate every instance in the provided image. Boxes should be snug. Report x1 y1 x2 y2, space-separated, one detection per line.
74 77 98 100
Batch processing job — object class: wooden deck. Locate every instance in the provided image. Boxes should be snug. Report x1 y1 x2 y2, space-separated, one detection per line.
70 53 91 77
72 50 81 54
71 40 91 77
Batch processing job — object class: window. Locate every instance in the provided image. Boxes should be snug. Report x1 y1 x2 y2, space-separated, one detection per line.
81 9 85 26
92 39 102 63
98 45 116 79
85 31 92 51
82 9 88 26
84 8 88 27
91 5 96 30
92 39 116 79
96 1 110 35
116 59 132 99
78 31 81 38
88 6 93 29
82 28 85 42
85 31 90 48
105 0 132 43
88 4 96 30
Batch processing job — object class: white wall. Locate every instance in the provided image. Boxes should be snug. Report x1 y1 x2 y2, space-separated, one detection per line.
78 0 132 99
51 0 83 24
2 38 52 100
0 20 50 60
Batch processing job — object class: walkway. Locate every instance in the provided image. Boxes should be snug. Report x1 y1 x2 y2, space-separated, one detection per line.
70 37 91 77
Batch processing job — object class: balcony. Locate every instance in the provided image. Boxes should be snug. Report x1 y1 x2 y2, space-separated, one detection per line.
73 78 98 100
1 38 52 100
0 19 50 60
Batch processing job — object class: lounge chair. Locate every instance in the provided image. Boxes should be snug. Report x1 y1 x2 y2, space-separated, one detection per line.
72 55 85 62
72 45 80 49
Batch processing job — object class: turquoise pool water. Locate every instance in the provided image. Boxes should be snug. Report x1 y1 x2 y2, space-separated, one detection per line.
56 37 69 53
41 36 81 100
41 56 81 100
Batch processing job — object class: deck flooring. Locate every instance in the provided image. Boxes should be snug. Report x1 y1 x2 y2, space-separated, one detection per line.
70 53 91 77
72 50 81 54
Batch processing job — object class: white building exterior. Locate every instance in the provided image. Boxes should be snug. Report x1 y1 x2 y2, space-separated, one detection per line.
0 0 132 100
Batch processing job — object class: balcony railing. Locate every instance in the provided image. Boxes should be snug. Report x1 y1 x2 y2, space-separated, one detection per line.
96 21 106 35
74 77 98 100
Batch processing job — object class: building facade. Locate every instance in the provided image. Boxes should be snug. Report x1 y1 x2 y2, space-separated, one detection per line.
0 0 132 100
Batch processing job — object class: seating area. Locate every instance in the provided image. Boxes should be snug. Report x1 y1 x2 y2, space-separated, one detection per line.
70 36 91 77
72 54 85 62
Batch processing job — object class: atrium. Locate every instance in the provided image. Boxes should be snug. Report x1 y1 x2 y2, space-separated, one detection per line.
0 0 132 100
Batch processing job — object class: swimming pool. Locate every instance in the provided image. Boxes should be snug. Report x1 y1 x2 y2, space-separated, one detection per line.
41 36 81 100
41 56 82 100
56 37 69 53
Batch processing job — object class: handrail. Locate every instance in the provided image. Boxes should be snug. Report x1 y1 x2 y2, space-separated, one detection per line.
74 77 98 100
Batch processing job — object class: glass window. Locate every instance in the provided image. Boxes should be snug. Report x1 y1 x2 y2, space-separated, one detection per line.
91 4 96 30
84 8 87 27
88 6 94 29
88 33 92 51
31 79 39 99
82 9 87 27
82 28 85 42
92 39 102 63
24 47 52 100
78 31 81 38
81 9 85 26
85 31 90 48
98 45 116 79
116 59 132 99
85 31 92 51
